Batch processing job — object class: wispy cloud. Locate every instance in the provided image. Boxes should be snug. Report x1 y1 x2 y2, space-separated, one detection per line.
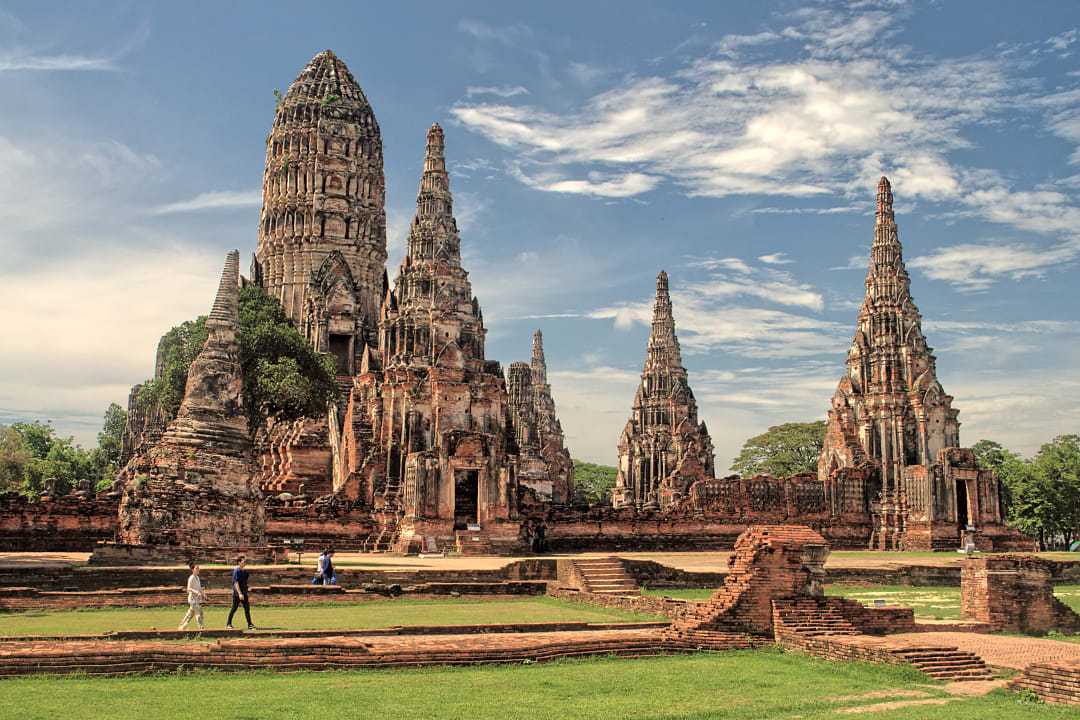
452 4 1080 293
909 236 1080 292
151 189 261 215
465 85 529 98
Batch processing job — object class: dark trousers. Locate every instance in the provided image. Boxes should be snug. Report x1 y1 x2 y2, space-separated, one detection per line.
227 594 252 627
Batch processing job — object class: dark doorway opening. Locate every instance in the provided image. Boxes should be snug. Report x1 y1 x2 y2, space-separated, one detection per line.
328 334 351 374
454 470 479 530
956 478 969 528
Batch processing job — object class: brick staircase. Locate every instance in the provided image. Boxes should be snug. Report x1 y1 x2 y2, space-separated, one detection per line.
571 558 638 596
455 529 493 555
888 645 994 681
773 598 860 637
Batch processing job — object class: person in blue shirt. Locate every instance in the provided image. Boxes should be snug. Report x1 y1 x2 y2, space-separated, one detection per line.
225 556 256 630
322 548 336 585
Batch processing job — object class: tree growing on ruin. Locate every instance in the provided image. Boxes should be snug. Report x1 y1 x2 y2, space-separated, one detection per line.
730 421 826 477
138 285 338 432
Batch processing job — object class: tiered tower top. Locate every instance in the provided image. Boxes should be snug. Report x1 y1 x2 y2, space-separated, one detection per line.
645 271 683 370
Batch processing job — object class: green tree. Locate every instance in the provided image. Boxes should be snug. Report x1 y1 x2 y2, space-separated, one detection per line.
572 461 617 506
237 285 338 427
1031 434 1080 549
730 421 826 477
11 421 57 459
96 403 126 469
0 425 31 493
138 285 338 432
138 318 209 419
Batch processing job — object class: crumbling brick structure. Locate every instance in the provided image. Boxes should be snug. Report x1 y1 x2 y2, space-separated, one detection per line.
612 271 715 510
507 331 573 505
106 251 268 559
961 555 1080 635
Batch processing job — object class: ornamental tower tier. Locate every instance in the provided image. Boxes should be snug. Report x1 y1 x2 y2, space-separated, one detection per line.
613 271 715 510
253 50 387 375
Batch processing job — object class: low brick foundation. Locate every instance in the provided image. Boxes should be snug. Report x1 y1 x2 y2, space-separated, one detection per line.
546 587 692 620
1009 659 1080 704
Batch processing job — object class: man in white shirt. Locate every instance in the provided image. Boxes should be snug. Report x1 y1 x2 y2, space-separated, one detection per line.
178 562 206 630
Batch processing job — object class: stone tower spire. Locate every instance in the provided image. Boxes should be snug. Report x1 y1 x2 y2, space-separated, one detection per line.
253 49 387 372
613 270 714 510
531 329 547 386
646 270 682 369
819 176 960 549
407 123 460 264
171 250 247 446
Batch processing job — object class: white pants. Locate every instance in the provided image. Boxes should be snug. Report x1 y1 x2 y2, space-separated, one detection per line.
179 601 204 629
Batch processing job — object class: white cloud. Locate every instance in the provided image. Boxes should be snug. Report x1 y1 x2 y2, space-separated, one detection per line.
151 189 262 215
909 236 1080 292
758 252 793 264
452 3 1080 293
465 85 529 98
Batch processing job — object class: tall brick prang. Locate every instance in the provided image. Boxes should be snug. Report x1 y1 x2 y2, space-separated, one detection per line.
612 271 715 509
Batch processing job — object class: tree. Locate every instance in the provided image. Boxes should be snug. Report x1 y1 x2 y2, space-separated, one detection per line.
572 461 617 506
138 318 209 419
730 421 827 477
1031 435 1080 549
11 421 57 459
96 403 126 469
237 285 338 427
0 425 31 493
137 285 338 432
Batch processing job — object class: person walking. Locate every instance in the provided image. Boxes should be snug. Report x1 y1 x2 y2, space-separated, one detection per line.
225 556 256 630
178 562 206 630
322 548 336 586
313 549 327 585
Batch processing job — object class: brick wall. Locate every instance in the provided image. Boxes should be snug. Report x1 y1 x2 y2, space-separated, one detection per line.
961 555 1080 634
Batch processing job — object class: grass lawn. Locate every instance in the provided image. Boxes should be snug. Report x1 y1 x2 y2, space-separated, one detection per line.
642 585 1080 622
0 597 661 637
0 651 1071 720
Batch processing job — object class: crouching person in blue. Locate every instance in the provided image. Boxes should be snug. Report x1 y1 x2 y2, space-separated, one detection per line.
226 556 257 630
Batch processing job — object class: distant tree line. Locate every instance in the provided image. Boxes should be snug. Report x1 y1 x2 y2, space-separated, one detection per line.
973 437 1080 551
0 404 126 498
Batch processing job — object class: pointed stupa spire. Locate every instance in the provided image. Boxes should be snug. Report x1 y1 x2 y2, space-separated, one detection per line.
406 122 460 263
646 270 682 367
207 250 240 327
873 175 899 248
531 329 548 385
864 175 911 305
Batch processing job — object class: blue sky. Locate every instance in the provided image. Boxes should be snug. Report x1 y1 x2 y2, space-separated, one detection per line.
1 1 1078 466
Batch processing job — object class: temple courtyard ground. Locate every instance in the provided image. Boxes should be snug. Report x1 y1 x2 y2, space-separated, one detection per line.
0 651 1074 720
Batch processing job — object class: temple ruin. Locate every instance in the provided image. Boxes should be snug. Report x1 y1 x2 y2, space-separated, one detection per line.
102 251 268 562
612 271 715 510
22 54 1035 559
508 331 574 505
818 177 1027 551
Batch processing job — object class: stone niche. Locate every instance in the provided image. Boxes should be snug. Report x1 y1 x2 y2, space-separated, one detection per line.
961 555 1080 635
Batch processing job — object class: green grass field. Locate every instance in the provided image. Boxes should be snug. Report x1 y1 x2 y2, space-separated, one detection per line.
0 597 660 637
642 584 1080 622
0 651 1070 720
